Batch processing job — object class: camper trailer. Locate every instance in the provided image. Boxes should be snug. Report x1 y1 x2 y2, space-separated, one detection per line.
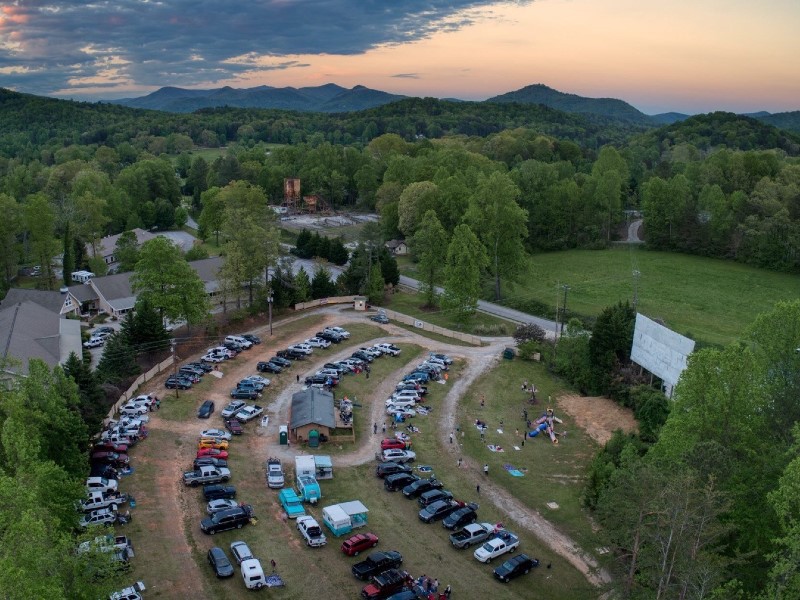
71 270 95 284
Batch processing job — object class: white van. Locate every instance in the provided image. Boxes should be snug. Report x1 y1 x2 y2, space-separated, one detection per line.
225 335 253 349
241 558 266 589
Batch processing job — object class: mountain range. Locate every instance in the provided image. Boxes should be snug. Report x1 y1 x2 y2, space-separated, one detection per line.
110 83 800 132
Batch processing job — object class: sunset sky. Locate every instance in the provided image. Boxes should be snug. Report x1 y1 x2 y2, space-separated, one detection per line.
1 0 798 114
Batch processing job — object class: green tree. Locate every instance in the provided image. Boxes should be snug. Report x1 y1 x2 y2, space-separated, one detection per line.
174 205 189 229
186 156 210 209
24 193 59 287
197 186 224 245
0 193 22 286
74 192 109 258
62 222 74 287
378 247 400 286
412 210 448 307
113 230 139 273
588 301 636 394
120 297 170 355
96 332 139 384
366 260 385 305
311 265 337 299
131 237 210 326
397 181 440 237
328 237 349 266
62 351 105 435
293 266 311 303
464 172 528 301
441 224 488 325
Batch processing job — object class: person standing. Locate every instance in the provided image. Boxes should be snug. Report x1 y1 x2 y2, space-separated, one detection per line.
476 483 480 494
373 422 377 435
296 374 300 383
382 422 386 434
484 463 489 476
449 432 453 444
444 584 452 598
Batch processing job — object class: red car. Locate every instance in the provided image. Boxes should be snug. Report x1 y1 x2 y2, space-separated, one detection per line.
225 418 243 436
341 532 379 556
92 441 128 454
196 447 229 459
380 438 409 451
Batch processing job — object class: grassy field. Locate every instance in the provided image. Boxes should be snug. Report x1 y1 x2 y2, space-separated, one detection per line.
384 291 514 336
119 317 597 600
404 248 799 346
455 357 605 555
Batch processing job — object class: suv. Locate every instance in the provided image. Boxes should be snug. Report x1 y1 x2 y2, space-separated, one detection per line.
418 489 454 508
257 361 282 374
270 356 292 368
200 504 254 534
230 540 254 564
221 400 246 419
442 503 479 530
375 462 412 478
203 484 236 501
230 388 258 400
384 472 419 492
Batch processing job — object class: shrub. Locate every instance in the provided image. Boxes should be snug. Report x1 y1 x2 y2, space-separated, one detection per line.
472 323 509 336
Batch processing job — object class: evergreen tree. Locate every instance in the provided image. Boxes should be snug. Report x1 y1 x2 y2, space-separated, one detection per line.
378 247 400 286
293 266 311 303
311 266 337 299
295 229 313 258
62 351 105 435
113 230 139 273
96 332 140 384
367 260 385 305
328 237 349 266
316 235 331 261
62 222 74 287
120 298 170 355
338 244 370 294
270 259 295 309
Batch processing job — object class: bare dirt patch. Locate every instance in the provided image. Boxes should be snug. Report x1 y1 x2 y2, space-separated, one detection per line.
557 394 638 446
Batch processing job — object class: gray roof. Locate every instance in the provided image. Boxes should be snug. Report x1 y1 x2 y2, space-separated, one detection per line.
90 228 157 260
90 271 135 302
289 388 336 430
68 284 98 303
0 288 66 314
0 301 81 375
189 257 223 294
385 239 406 249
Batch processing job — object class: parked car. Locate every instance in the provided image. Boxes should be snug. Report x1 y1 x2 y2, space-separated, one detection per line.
193 457 228 470
203 484 237 501
207 498 239 515
237 379 265 393
183 465 231 487
79 507 118 528
92 441 128 454
266 458 285 489
270 355 292 368
380 438 410 451
180 365 205 377
241 334 261 345
197 438 228 451
225 418 243 435
90 451 130 466
341 532 379 556
197 400 215 419
385 406 416 419
109 581 145 600
351 550 403 580
493 553 539 582
370 313 389 324
201 353 224 363
316 331 343 343
83 337 104 348
450 522 499 549
230 388 258 400
277 348 306 360
297 515 327 547
384 472 419 492
375 343 401 356
430 352 453 365
224 335 253 349
230 540 254 564
351 350 374 363
380 449 416 464
221 400 246 419
323 326 350 339
361 569 411 600
442 503 479 530
257 361 282 374
187 361 214 372
473 531 520 563
200 504 254 534
417 489 454 508
165 377 191 390
208 546 235 578
235 404 264 422
305 337 331 348
288 343 313 355
242 374 271 387
418 499 464 524
200 428 232 441
86 477 118 494
402 477 443 499
375 462 412 478
196 448 229 459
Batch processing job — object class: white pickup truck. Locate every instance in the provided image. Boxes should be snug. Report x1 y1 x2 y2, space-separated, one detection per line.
296 515 327 547
473 531 520 563
77 490 128 513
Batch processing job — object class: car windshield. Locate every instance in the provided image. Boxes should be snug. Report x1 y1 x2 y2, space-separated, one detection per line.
480 542 494 552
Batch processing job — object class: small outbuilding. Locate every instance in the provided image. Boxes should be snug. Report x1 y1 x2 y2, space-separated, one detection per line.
384 240 409 256
321 500 369 537
314 455 333 480
289 388 335 443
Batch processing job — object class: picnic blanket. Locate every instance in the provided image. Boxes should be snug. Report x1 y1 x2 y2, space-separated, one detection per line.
508 469 525 477
487 444 505 452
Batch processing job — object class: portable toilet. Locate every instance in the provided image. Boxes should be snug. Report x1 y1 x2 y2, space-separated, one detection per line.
308 429 320 448
279 425 288 445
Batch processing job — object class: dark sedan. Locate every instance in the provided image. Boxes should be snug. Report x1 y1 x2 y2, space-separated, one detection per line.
203 484 237 501
208 547 235 578
257 361 282 374
418 500 463 524
402 477 443 499
197 400 215 418
493 554 539 583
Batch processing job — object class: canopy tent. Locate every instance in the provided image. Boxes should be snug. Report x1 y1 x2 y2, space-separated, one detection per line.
314 455 333 479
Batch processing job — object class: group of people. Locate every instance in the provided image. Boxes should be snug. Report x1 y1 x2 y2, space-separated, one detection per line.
413 574 451 598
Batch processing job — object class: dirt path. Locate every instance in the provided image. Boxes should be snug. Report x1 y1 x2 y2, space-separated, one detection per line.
138 306 612 591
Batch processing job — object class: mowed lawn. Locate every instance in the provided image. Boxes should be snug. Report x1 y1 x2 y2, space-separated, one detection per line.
504 247 799 346
118 316 597 600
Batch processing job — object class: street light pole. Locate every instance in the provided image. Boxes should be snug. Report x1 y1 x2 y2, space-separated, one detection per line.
268 288 274 336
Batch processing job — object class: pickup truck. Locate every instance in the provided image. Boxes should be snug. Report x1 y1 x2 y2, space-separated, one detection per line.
473 530 520 563
78 534 134 558
77 490 129 513
235 404 264 422
278 488 306 519
296 515 327 547
449 522 499 549
361 568 411 600
266 458 285 488
183 465 231 487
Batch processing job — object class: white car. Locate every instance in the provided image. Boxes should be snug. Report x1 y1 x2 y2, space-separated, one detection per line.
305 337 331 349
289 343 313 355
386 406 416 419
242 375 271 387
221 400 247 419
375 343 401 356
86 477 118 494
83 337 104 348
201 353 224 363
120 404 148 417
92 330 113 341
200 428 232 441
79 507 117 528
381 448 416 463
230 540 254 564
235 404 264 422
391 390 422 402
324 326 350 339
207 498 239 515
110 581 145 600
385 398 417 410
359 347 382 358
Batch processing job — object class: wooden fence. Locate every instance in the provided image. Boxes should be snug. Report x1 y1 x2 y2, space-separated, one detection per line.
104 354 175 424
294 295 359 311
379 309 482 346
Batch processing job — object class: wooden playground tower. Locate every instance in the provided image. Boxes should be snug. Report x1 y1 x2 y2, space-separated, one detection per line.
282 178 331 214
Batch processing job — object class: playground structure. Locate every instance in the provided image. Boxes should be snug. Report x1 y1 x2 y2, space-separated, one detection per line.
528 408 565 444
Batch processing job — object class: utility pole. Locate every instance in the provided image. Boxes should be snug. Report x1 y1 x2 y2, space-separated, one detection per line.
171 339 178 400
267 288 274 336
560 284 570 336
555 281 561 339
632 270 641 310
